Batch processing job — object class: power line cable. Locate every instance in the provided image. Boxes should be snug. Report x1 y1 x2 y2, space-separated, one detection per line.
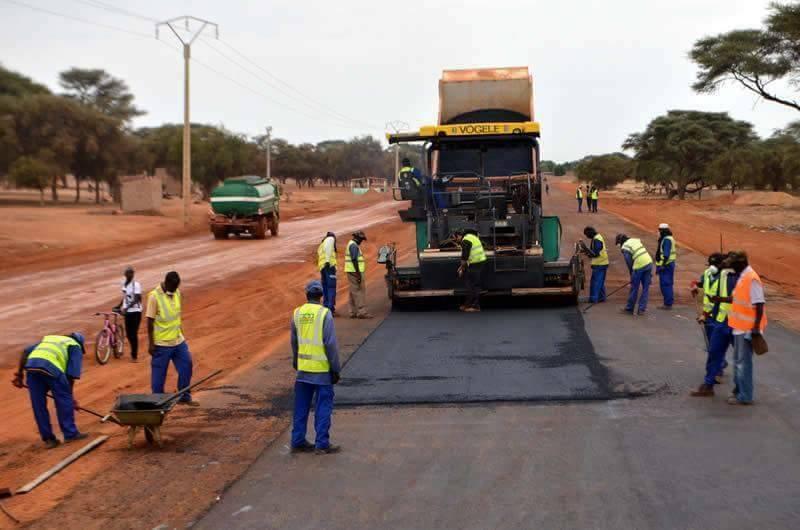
2 0 152 38
70 0 157 23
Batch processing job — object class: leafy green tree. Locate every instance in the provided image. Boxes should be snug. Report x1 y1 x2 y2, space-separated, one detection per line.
0 64 50 96
9 155 57 204
690 2 800 111
59 68 143 124
623 110 757 199
707 146 760 194
575 153 633 189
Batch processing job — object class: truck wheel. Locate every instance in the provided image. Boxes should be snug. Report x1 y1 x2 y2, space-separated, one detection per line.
212 227 228 240
254 217 267 240
270 219 279 237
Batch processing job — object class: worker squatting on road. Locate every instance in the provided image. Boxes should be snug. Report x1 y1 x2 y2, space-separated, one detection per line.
317 232 338 315
453 228 488 313
345 231 372 319
655 223 677 309
290 280 341 455
120 266 143 362
581 227 608 303
615 233 654 315
12 333 89 449
146 271 198 406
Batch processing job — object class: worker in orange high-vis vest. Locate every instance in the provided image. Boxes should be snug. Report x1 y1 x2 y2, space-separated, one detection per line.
724 251 767 405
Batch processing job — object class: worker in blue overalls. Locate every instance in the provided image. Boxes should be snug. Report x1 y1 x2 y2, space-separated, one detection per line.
13 333 88 449
655 223 677 309
582 226 608 303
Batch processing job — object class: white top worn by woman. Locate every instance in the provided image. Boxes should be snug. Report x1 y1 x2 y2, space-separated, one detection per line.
121 280 142 313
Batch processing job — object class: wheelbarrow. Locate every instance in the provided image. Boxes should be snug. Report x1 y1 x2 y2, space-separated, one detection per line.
105 370 222 448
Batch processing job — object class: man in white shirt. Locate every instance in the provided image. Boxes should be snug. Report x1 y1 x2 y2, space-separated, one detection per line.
120 266 143 362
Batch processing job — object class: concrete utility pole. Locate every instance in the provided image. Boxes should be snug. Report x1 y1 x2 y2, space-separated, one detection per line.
156 16 219 228
386 121 410 186
265 126 272 180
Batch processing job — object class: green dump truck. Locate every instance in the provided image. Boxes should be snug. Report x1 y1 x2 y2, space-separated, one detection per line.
209 176 280 240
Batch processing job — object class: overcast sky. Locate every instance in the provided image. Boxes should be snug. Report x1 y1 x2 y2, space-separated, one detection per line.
1 0 795 160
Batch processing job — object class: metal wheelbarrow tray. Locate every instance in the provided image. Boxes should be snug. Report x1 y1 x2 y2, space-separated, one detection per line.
111 394 177 448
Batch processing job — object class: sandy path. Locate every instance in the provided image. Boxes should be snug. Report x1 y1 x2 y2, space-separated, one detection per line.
0 201 399 355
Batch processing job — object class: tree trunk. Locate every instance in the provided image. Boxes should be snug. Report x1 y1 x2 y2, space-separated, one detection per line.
75 176 81 203
95 177 101 204
50 176 59 202
39 188 45 206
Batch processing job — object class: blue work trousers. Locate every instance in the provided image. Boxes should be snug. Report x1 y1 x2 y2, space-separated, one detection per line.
291 381 334 449
151 341 194 401
704 321 732 386
321 266 337 313
577 198 583 212
589 265 607 303
658 262 675 307
625 265 652 313
26 371 80 442
733 333 755 403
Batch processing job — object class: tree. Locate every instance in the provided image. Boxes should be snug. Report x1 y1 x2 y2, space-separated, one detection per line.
0 64 50 96
690 3 800 111
575 153 633 189
9 155 56 204
707 146 760 194
59 68 143 124
623 110 757 199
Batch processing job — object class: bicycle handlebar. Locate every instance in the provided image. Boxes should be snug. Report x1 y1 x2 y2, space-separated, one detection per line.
94 311 122 317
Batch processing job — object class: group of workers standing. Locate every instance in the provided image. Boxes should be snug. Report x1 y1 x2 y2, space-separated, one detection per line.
576 184 599 213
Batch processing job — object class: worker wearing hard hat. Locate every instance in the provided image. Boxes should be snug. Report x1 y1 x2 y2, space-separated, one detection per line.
582 226 608 303
345 231 371 319
317 232 338 315
12 333 89 449
290 280 341 454
655 223 677 309
616 233 654 315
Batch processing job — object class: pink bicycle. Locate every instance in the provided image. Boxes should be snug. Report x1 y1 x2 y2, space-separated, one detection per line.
94 310 125 365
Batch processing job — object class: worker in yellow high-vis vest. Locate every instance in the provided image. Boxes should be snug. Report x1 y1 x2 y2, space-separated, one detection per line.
317 231 338 315
13 332 88 448
582 226 608 303
146 271 197 406
454 228 487 312
616 233 654 315
290 280 341 454
345 231 371 319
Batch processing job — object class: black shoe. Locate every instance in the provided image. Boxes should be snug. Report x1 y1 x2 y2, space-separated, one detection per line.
64 433 89 444
44 438 61 449
314 444 341 455
290 441 315 454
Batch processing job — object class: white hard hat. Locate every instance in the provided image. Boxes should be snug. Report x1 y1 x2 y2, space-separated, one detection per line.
658 223 670 230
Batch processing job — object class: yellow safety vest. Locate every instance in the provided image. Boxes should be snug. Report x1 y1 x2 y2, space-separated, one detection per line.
150 287 183 345
701 268 718 314
27 335 78 374
656 236 677 266
715 269 733 323
344 240 365 273
317 237 337 271
591 189 599 200
591 234 609 267
400 166 421 187
576 188 583 199
621 238 653 271
293 303 331 373
463 233 487 265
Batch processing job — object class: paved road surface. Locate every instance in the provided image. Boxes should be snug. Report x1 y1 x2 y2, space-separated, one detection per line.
0 201 397 353
199 184 800 529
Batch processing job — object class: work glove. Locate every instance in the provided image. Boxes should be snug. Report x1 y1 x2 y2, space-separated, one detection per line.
331 372 341 385
12 373 24 388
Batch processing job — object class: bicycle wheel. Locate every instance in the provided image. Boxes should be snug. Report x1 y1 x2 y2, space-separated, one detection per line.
113 323 125 359
95 329 111 365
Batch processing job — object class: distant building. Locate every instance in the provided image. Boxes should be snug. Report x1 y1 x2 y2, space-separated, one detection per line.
120 174 162 213
156 168 181 197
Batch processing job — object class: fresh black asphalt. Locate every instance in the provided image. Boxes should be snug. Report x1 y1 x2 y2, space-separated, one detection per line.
336 307 612 405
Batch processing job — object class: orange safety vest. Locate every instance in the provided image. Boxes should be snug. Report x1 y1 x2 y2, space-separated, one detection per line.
728 268 768 332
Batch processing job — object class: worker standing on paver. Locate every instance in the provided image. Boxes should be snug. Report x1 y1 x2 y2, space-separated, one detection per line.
12 333 88 448
725 251 767 405
690 254 738 397
317 232 338 315
616 233 653 315
146 271 198 406
576 185 584 212
590 186 599 213
582 226 608 304
120 266 142 362
290 280 341 455
345 231 371 319
454 228 487 312
655 223 677 309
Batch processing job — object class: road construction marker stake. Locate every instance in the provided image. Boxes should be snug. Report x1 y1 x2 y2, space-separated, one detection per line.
16 436 109 494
